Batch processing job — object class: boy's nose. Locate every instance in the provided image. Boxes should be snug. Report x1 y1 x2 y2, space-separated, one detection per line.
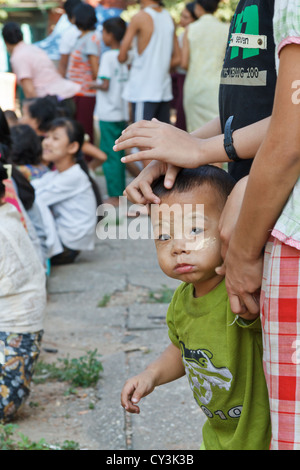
172 237 191 255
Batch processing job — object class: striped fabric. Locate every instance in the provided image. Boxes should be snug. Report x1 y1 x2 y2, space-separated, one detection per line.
261 236 300 450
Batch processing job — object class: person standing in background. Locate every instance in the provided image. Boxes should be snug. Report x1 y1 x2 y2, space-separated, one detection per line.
118 0 181 127
2 22 80 103
172 1 198 131
182 0 229 133
66 2 101 144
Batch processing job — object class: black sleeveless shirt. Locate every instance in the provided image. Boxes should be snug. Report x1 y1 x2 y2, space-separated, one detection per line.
219 0 277 181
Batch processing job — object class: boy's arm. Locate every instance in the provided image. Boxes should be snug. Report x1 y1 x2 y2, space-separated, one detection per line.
20 78 37 98
180 28 189 70
88 78 110 91
57 54 70 77
170 28 181 69
118 13 141 63
88 55 99 80
121 343 185 414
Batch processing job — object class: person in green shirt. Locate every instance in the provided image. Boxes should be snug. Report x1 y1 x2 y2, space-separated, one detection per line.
120 165 271 450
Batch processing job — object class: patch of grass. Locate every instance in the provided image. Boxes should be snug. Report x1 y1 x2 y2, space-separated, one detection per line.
33 349 103 388
97 294 111 307
148 284 175 304
0 424 80 450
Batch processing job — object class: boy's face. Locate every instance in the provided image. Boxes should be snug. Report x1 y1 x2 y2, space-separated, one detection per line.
102 28 112 47
151 185 224 297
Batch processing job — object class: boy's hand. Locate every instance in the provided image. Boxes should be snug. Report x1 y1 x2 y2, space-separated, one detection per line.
121 370 157 414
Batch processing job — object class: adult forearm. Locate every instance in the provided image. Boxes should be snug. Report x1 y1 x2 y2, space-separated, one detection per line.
193 116 270 166
229 45 300 260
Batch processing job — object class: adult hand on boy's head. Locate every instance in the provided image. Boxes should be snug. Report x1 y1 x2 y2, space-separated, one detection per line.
123 160 181 204
114 119 202 168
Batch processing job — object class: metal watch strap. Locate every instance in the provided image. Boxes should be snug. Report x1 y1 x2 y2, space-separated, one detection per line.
224 115 242 162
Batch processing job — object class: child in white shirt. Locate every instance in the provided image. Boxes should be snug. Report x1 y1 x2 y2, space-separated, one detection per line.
32 117 97 264
90 17 128 207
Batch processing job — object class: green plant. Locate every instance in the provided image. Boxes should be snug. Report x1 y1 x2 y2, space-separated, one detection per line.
0 424 79 450
59 350 103 388
97 294 111 307
33 349 103 388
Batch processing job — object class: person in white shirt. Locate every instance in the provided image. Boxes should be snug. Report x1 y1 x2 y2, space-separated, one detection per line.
89 17 128 207
118 0 180 128
57 0 82 78
0 163 46 423
31 117 97 265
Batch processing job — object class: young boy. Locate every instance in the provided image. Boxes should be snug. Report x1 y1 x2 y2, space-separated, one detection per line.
121 165 271 450
90 17 129 207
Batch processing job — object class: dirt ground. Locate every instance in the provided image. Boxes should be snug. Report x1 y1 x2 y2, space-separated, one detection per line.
12 285 153 450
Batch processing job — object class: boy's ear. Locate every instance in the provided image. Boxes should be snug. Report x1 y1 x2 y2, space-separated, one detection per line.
68 141 80 156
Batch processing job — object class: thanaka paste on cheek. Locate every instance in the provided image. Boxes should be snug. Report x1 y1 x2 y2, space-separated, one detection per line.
185 236 217 251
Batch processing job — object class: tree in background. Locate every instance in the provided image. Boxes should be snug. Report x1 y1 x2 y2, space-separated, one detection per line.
121 0 238 24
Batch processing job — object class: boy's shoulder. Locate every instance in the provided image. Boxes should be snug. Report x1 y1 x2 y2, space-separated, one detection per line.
170 282 193 304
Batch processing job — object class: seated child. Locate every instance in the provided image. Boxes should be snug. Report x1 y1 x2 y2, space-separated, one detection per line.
31 117 98 265
9 124 49 180
121 165 271 450
0 162 46 423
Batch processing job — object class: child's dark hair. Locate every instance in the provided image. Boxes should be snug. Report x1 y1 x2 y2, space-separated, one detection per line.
64 0 82 20
186 1 198 20
103 17 127 42
196 0 220 14
73 3 97 31
0 107 11 157
152 166 235 206
9 124 43 165
0 162 8 199
25 96 60 132
2 22 23 45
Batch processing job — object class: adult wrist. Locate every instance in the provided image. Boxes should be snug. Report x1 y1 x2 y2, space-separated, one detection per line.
224 116 242 162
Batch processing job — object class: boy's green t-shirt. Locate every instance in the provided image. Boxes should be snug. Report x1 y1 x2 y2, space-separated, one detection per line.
167 279 271 450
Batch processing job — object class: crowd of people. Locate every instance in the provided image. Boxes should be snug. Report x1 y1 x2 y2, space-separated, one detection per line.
0 0 300 452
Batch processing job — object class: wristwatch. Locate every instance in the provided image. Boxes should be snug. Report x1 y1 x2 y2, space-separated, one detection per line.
224 116 242 162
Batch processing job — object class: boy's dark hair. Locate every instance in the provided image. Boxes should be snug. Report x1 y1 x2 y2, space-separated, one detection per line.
64 0 82 20
103 17 127 42
9 124 43 165
2 22 23 45
186 2 198 20
151 165 235 206
196 0 220 14
73 3 97 31
25 95 60 132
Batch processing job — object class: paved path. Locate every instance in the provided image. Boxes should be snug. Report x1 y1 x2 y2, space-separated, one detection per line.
17 175 205 451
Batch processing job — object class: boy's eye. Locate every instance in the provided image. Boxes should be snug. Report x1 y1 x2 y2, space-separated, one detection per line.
190 227 203 236
158 233 171 241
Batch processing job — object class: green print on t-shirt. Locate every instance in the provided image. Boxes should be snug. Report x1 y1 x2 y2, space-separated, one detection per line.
230 5 260 60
